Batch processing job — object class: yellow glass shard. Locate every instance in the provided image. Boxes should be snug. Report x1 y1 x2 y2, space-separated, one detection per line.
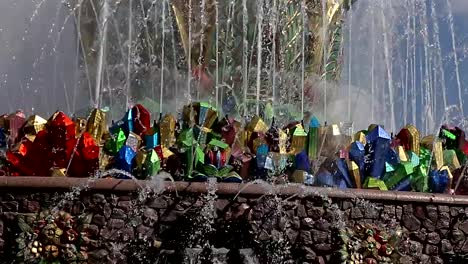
160 114 176 148
24 115 47 136
404 124 420 155
86 109 107 144
347 160 361 189
397 146 408 162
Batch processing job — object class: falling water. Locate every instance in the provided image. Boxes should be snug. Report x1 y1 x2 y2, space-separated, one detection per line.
370 6 375 123
271 0 278 115
411 0 417 127
126 0 134 109
3 0 468 145
187 0 193 101
256 0 264 116
445 0 464 117
347 3 353 121
242 0 248 116
198 0 207 101
421 0 431 134
300 0 306 120
321 0 328 122
430 0 447 113
215 0 219 109
160 0 166 114
184 177 218 262
95 0 110 109
403 0 410 125
380 0 396 132
167 0 179 109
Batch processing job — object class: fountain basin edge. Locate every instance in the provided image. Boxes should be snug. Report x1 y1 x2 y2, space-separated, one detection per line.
0 176 465 205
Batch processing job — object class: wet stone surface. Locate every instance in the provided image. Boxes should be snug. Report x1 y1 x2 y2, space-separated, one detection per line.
0 191 466 263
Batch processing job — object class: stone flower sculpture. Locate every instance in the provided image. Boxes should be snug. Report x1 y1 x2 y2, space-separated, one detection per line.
15 210 88 264
339 223 403 264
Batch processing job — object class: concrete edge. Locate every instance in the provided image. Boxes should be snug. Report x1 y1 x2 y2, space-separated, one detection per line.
0 177 467 205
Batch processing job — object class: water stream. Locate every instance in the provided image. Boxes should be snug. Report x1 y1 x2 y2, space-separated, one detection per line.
3 0 466 130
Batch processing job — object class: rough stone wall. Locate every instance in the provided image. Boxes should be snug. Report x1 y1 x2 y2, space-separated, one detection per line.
0 190 468 263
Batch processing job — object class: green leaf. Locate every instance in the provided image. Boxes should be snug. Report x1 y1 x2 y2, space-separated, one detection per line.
204 164 219 176
195 146 205 165
178 129 196 147
442 129 456 140
218 165 234 177
208 139 229 149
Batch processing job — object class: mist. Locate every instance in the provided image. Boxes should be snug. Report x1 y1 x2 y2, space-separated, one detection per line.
0 0 80 116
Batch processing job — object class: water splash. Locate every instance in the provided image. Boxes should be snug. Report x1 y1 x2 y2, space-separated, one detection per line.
184 177 218 263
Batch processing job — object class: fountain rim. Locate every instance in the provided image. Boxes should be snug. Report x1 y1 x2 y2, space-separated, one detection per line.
0 177 466 205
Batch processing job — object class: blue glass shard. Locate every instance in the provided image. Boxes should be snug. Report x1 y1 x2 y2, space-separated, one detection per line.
385 162 395 173
429 169 449 193
109 119 125 136
349 141 366 181
334 158 352 188
295 150 310 172
385 148 400 167
335 178 348 189
407 151 420 167
391 178 411 191
122 110 134 135
309 116 320 128
145 132 159 150
364 138 390 179
349 141 365 163
0 128 6 148
256 144 269 168
315 170 334 187
116 145 136 173
366 125 391 143
223 175 243 183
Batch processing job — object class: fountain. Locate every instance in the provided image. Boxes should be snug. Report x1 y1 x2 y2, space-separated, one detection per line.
2 0 468 263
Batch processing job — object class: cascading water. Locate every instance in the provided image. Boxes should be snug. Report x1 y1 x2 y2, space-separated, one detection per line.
183 177 218 263
5 0 466 131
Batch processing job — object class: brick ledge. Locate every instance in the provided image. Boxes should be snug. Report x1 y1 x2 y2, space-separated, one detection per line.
0 177 466 205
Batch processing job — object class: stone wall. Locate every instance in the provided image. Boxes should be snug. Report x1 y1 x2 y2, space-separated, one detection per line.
1 185 468 263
